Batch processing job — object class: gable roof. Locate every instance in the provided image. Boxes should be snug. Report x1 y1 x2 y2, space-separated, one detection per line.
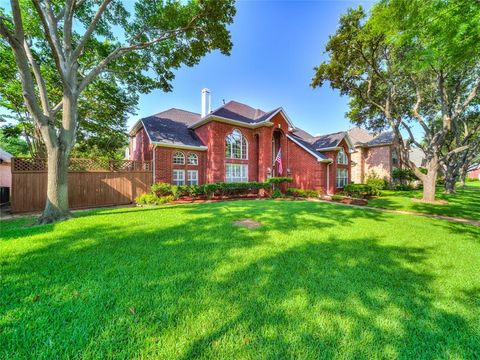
190 100 295 130
347 127 395 147
0 148 13 163
132 108 206 149
347 127 374 145
286 133 332 162
364 131 395 147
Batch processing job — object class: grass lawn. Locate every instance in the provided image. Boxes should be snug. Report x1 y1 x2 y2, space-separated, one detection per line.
1 200 479 359
367 182 480 221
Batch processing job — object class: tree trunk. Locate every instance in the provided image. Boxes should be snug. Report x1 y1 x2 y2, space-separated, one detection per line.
38 148 72 224
443 162 458 194
421 158 439 202
37 91 77 224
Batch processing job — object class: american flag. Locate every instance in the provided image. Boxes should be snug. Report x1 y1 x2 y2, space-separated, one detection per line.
275 148 283 175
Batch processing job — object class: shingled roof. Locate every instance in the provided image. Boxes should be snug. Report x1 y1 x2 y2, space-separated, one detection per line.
210 101 271 124
364 131 395 146
139 108 205 148
347 127 395 147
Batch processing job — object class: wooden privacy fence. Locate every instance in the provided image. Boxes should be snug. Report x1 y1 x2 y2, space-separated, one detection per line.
11 158 152 213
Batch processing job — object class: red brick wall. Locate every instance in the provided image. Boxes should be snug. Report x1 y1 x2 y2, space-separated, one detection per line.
364 145 392 181
130 127 152 161
286 138 326 192
321 139 351 194
153 147 206 184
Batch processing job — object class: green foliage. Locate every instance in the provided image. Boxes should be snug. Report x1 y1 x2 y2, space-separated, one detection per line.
151 183 174 197
266 177 293 185
135 194 174 205
285 188 319 198
0 127 29 157
343 184 376 199
467 178 479 182
271 189 283 199
331 194 344 201
393 184 414 191
392 168 418 183
366 178 387 193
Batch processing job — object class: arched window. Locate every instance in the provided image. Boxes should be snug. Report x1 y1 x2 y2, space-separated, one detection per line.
337 149 348 165
187 153 198 165
173 151 185 165
225 129 248 160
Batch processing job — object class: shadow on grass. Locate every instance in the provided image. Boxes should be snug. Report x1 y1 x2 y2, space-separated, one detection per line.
368 186 480 221
0 201 478 358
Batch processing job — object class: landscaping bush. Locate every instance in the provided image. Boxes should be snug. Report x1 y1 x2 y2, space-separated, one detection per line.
466 177 479 182
202 183 219 199
285 188 318 198
343 184 375 198
393 184 414 191
392 168 418 183
331 194 344 201
135 194 175 205
366 178 386 194
271 189 283 198
151 182 174 197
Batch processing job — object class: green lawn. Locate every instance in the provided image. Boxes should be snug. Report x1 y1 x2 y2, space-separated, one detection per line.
367 182 480 221
1 200 479 359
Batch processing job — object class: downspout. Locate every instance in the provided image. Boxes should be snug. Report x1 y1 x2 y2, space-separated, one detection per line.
326 162 330 195
152 145 156 184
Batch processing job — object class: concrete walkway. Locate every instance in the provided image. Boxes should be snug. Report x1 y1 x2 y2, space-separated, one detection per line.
313 199 480 227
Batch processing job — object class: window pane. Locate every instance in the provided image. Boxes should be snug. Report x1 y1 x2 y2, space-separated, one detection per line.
173 170 185 185
173 152 185 164
225 130 248 160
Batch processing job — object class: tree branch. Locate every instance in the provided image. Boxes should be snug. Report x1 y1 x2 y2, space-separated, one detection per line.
70 0 113 61
31 0 66 82
23 39 51 115
78 26 196 92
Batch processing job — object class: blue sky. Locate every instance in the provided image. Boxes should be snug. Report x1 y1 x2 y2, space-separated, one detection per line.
130 0 375 136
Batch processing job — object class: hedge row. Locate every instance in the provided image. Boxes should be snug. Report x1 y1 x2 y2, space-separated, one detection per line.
136 177 294 204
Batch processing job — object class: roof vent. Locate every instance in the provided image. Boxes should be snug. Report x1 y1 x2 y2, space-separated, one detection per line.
201 88 211 118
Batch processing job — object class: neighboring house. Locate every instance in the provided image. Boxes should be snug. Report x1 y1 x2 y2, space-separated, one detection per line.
468 164 480 180
0 148 13 188
129 89 355 194
348 127 400 183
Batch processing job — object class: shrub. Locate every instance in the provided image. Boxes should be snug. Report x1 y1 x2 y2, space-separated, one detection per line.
202 183 219 199
394 184 413 191
331 194 344 201
151 182 173 197
304 189 319 198
172 185 190 198
285 188 304 197
271 189 283 198
366 178 386 194
135 194 175 205
392 168 417 183
343 184 375 198
467 177 479 182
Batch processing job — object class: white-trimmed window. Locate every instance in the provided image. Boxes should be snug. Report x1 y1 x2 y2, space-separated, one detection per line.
225 163 248 182
187 170 198 185
337 149 348 165
173 170 185 185
173 151 185 165
336 168 348 188
225 129 248 160
187 153 198 165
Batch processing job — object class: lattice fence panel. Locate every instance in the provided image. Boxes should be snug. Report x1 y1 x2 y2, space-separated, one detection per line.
12 158 152 173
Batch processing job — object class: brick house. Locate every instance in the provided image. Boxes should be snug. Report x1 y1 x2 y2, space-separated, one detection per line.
129 89 355 194
348 127 401 183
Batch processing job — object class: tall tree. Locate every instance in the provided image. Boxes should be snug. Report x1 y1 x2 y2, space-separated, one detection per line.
0 0 235 223
312 0 480 202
